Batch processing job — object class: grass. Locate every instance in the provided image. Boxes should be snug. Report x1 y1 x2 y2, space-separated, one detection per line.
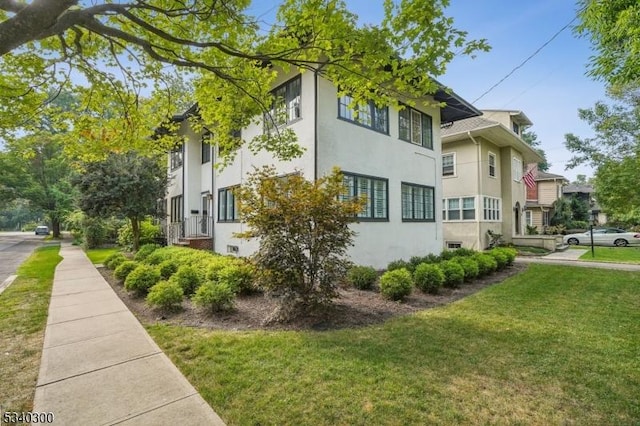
84 247 120 264
579 246 640 264
147 264 640 425
0 246 62 414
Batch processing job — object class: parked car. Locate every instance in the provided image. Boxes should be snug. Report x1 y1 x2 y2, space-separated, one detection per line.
563 228 640 247
35 225 50 235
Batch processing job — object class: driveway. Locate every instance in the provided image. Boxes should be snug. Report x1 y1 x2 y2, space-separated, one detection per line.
0 231 45 291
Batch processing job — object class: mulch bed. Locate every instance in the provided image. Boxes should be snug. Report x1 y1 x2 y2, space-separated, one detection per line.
99 263 528 331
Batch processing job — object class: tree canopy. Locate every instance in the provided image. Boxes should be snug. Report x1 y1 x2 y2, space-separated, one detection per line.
521 130 550 172
0 0 489 162
576 0 640 86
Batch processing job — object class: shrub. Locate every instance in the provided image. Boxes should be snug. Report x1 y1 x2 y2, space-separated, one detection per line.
386 259 411 272
169 265 204 297
146 280 184 311
495 247 517 266
205 256 237 281
346 266 378 290
439 250 457 261
379 269 413 301
82 217 107 249
104 252 127 270
452 247 476 258
440 260 465 288
413 263 444 294
193 281 236 312
145 249 173 265
454 256 480 282
117 218 161 250
158 259 179 280
474 253 497 276
114 260 138 281
134 243 161 261
124 264 161 295
217 263 256 294
488 249 508 270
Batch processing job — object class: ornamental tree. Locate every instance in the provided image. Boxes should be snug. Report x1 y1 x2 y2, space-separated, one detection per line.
0 0 489 162
234 166 364 320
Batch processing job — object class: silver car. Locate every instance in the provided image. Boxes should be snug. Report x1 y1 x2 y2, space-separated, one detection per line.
563 228 640 247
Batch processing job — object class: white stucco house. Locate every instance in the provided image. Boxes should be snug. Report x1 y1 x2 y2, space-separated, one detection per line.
440 110 543 250
161 69 480 268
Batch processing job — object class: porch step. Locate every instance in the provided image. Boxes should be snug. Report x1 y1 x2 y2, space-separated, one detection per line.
555 243 569 252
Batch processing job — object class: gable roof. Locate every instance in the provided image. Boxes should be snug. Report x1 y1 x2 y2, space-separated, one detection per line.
535 171 567 182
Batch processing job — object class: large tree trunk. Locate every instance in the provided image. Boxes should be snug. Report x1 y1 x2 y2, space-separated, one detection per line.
51 217 61 238
130 216 140 252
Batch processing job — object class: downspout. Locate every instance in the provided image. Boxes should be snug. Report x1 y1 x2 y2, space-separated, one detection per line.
313 62 328 181
468 131 482 249
210 142 215 253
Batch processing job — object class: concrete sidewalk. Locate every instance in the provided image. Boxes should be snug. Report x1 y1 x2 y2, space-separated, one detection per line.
34 244 225 425
516 248 640 271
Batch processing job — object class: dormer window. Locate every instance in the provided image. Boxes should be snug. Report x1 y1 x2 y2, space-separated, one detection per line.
512 122 520 135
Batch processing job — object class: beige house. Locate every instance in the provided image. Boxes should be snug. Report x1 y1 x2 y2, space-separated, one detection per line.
525 170 568 231
440 110 543 249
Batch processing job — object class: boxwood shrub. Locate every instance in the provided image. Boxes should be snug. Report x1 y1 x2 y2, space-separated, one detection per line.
124 264 161 295
146 280 184 311
104 252 127 270
488 249 508 270
494 247 517 265
169 265 204 297
346 265 378 290
379 268 413 301
386 259 411 272
413 263 444 294
217 263 256 294
134 243 161 261
193 281 236 312
158 259 179 280
114 260 138 282
440 260 465 288
474 253 498 276
453 256 480 282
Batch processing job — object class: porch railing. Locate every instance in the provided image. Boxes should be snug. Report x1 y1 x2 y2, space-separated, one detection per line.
164 215 213 246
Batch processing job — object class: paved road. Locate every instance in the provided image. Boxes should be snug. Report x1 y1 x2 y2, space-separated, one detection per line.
0 232 46 290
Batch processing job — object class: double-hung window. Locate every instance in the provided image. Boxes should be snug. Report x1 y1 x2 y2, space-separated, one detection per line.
442 153 455 176
341 173 388 220
488 152 496 177
401 183 435 221
512 157 523 182
218 187 239 222
338 95 389 134
201 132 211 163
170 144 183 170
483 197 501 221
442 197 475 221
265 76 301 131
399 106 433 149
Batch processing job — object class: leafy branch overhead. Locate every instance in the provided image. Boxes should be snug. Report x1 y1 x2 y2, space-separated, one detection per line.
0 0 489 160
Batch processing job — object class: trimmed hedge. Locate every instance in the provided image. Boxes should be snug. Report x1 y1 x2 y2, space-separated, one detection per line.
217 263 256 294
114 260 138 281
440 260 465 288
379 268 413 301
453 256 480 282
193 281 236 312
134 243 161 261
413 263 444 294
124 264 161 295
104 252 127 270
146 280 184 311
346 266 378 290
474 253 497 276
169 265 205 297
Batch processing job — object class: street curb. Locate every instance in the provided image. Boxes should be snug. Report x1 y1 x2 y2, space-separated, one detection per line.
0 274 18 295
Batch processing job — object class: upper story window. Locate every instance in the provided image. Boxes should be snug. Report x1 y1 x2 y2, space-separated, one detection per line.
401 183 435 221
338 95 389 134
513 157 523 182
488 152 496 177
264 76 301 131
170 144 183 170
512 122 520 135
201 132 211 164
399 106 433 149
442 152 456 177
341 173 388 220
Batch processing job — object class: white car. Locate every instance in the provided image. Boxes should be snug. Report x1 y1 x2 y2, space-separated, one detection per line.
563 228 640 247
35 225 50 235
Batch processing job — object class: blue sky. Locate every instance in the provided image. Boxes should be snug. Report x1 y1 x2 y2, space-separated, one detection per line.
252 0 605 182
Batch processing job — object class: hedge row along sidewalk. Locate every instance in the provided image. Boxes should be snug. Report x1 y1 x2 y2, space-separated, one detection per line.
0 245 61 416
32 243 225 425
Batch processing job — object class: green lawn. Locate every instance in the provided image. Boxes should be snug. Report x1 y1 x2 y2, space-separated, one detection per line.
85 247 120 264
579 246 640 264
0 246 62 413
147 264 640 425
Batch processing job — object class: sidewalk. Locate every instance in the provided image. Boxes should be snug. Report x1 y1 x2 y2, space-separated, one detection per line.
516 248 640 271
33 244 225 425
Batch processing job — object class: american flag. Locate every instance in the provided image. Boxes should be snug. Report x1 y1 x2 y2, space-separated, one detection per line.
522 167 536 189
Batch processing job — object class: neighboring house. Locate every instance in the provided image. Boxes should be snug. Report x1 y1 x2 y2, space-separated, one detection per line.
562 184 608 225
162 69 479 268
525 170 568 230
440 110 543 249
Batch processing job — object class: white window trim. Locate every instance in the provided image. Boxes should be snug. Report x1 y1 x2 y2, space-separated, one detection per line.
442 196 476 221
512 157 523 182
483 196 502 222
488 152 497 178
442 152 456 178
525 210 533 226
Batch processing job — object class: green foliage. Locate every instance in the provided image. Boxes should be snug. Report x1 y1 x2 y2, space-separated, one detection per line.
169 265 205 297
146 280 184 311
493 247 517 266
526 225 539 235
488 249 508 271
386 259 411 272
134 243 161 261
413 263 444 294
521 131 550 172
473 253 497 277
234 166 365 310
453 256 480 282
158 259 179 280
378 269 413 301
346 266 378 290
193 282 236 312
205 256 238 281
595 155 640 219
117 218 162 251
124 264 161 296
451 248 477 258
114 260 139 282
217 263 256 295
104 252 127 270
440 260 465 288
